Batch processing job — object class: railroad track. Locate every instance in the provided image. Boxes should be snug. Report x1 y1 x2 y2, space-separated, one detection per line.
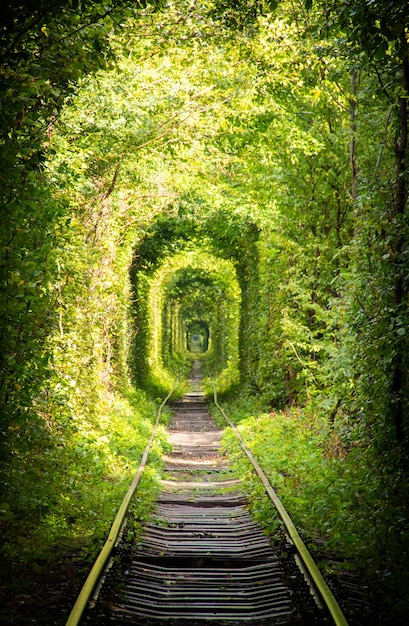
67 362 348 626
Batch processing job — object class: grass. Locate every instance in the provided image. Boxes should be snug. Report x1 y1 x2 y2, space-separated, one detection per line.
0 385 167 606
217 394 409 603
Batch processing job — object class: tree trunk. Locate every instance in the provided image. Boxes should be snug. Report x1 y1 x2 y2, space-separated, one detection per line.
350 70 358 205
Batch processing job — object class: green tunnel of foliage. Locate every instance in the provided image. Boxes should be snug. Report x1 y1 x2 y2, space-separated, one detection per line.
131 244 242 393
1 0 409 622
130 215 250 394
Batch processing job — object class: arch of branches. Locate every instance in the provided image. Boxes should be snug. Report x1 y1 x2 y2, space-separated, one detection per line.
129 212 257 394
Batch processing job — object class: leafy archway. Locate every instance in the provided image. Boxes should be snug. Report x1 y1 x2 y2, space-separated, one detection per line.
131 247 241 394
130 212 260 391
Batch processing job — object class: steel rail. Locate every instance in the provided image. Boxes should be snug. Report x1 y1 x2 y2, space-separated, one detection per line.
65 382 177 626
210 381 349 626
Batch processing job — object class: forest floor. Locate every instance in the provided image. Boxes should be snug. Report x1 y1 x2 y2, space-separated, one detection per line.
0 552 88 626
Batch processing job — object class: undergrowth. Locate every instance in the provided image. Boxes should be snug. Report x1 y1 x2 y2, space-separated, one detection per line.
0 386 169 588
218 395 409 598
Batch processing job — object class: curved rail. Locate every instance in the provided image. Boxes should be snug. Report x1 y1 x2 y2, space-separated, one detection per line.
65 382 177 626
210 381 349 626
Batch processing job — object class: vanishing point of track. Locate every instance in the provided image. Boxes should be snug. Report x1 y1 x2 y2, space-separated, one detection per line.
67 362 348 626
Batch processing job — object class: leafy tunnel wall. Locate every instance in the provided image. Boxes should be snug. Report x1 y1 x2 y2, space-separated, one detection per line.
129 214 261 394
130 241 242 394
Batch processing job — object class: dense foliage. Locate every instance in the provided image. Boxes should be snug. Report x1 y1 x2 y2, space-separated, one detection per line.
1 0 408 623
